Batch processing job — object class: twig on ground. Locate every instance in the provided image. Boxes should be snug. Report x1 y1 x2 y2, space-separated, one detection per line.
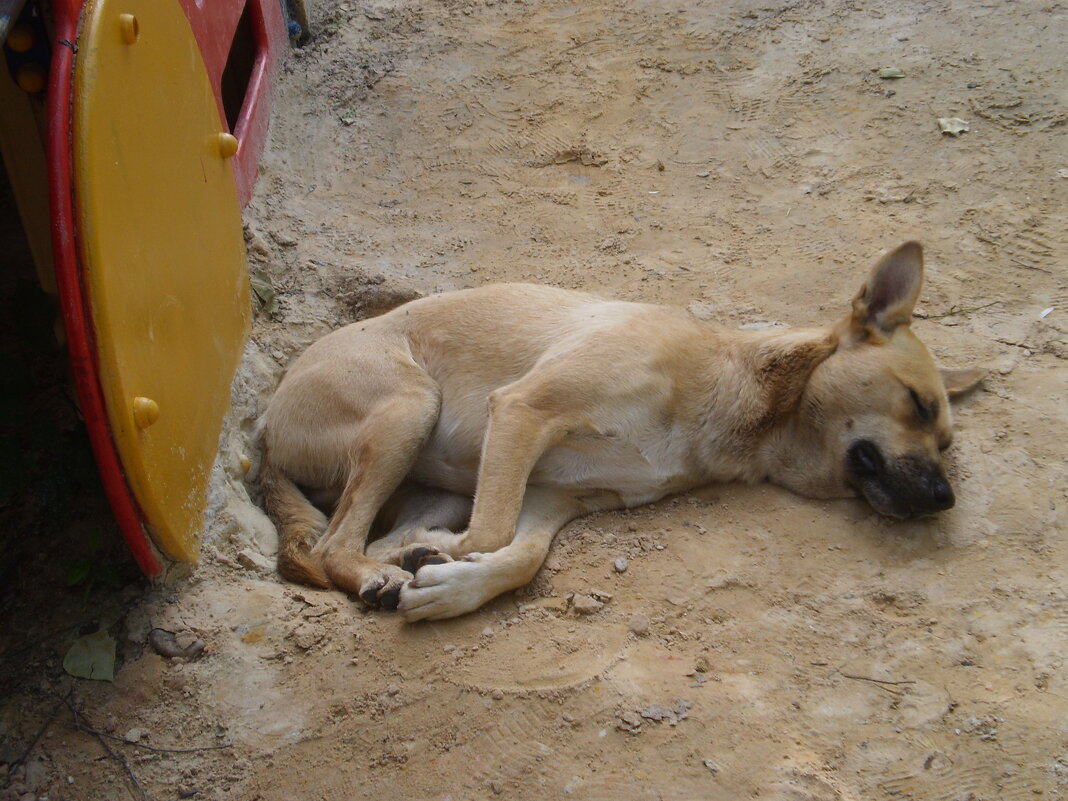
1 689 70 789
50 686 234 801
915 301 1000 320
86 728 233 754
1009 257 1051 274
840 672 916 689
54 689 147 801
48 682 232 754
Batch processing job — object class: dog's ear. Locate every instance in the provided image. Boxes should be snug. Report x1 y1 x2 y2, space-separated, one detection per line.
939 367 985 399
849 242 924 342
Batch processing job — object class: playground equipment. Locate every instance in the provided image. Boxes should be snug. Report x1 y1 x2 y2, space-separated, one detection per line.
1 0 291 575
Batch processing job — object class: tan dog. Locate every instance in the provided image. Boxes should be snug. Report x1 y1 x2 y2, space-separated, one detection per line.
260 242 982 621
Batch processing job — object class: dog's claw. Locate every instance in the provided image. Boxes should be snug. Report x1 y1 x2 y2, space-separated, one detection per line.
357 567 413 610
377 583 403 610
400 544 454 574
359 586 379 606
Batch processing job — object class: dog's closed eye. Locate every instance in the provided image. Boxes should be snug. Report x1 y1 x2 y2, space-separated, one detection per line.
907 387 937 425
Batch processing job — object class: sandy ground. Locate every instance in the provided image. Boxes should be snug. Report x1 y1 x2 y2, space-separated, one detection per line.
3 0 1068 799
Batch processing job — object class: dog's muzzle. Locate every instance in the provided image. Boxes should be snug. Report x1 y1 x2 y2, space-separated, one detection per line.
847 440 955 518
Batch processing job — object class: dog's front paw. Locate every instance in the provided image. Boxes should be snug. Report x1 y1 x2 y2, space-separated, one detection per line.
398 559 492 622
358 565 414 611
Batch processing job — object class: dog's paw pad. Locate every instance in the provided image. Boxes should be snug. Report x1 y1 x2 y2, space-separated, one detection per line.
377 583 403 610
401 545 453 574
358 569 413 610
359 585 379 606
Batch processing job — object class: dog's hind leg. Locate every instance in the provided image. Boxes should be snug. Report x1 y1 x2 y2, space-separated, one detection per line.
398 487 622 621
263 457 332 588
365 483 472 573
311 382 441 610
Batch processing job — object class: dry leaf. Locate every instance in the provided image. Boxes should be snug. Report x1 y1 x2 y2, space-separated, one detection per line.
63 631 116 681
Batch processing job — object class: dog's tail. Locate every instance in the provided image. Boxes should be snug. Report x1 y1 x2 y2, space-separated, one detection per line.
261 450 332 589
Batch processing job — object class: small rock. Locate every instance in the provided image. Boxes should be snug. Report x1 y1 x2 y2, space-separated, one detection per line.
301 604 336 620
617 710 643 734
640 704 674 722
228 498 279 556
148 628 205 660
491 689 504 700
694 655 711 673
124 727 147 743
588 588 613 602
628 614 651 636
571 594 604 615
613 557 629 573
481 627 495 638
237 548 273 574
962 715 999 741
937 117 970 136
489 780 503 795
706 574 737 591
23 760 47 792
289 622 326 650
640 699 691 726
702 759 720 775
247 234 270 257
386 684 401 696
269 230 298 247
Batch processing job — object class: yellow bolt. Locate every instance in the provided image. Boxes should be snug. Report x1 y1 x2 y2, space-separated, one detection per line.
15 63 46 94
217 133 239 159
6 22 35 52
119 13 139 45
132 397 160 429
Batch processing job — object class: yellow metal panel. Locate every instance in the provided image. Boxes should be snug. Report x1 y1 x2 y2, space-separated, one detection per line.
74 0 251 563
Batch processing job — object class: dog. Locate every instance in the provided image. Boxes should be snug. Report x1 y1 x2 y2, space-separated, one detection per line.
260 242 982 621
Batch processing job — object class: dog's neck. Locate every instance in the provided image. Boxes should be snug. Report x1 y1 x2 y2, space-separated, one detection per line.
680 323 839 485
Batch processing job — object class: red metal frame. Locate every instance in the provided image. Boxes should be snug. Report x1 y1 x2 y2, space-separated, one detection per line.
48 0 163 576
177 0 286 207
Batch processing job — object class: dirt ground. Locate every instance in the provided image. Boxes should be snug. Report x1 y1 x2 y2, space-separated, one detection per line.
3 0 1068 799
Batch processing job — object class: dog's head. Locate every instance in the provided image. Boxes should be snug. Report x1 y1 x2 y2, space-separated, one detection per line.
786 242 983 518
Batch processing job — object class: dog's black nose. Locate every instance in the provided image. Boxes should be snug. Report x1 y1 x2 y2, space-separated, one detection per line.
929 477 955 510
